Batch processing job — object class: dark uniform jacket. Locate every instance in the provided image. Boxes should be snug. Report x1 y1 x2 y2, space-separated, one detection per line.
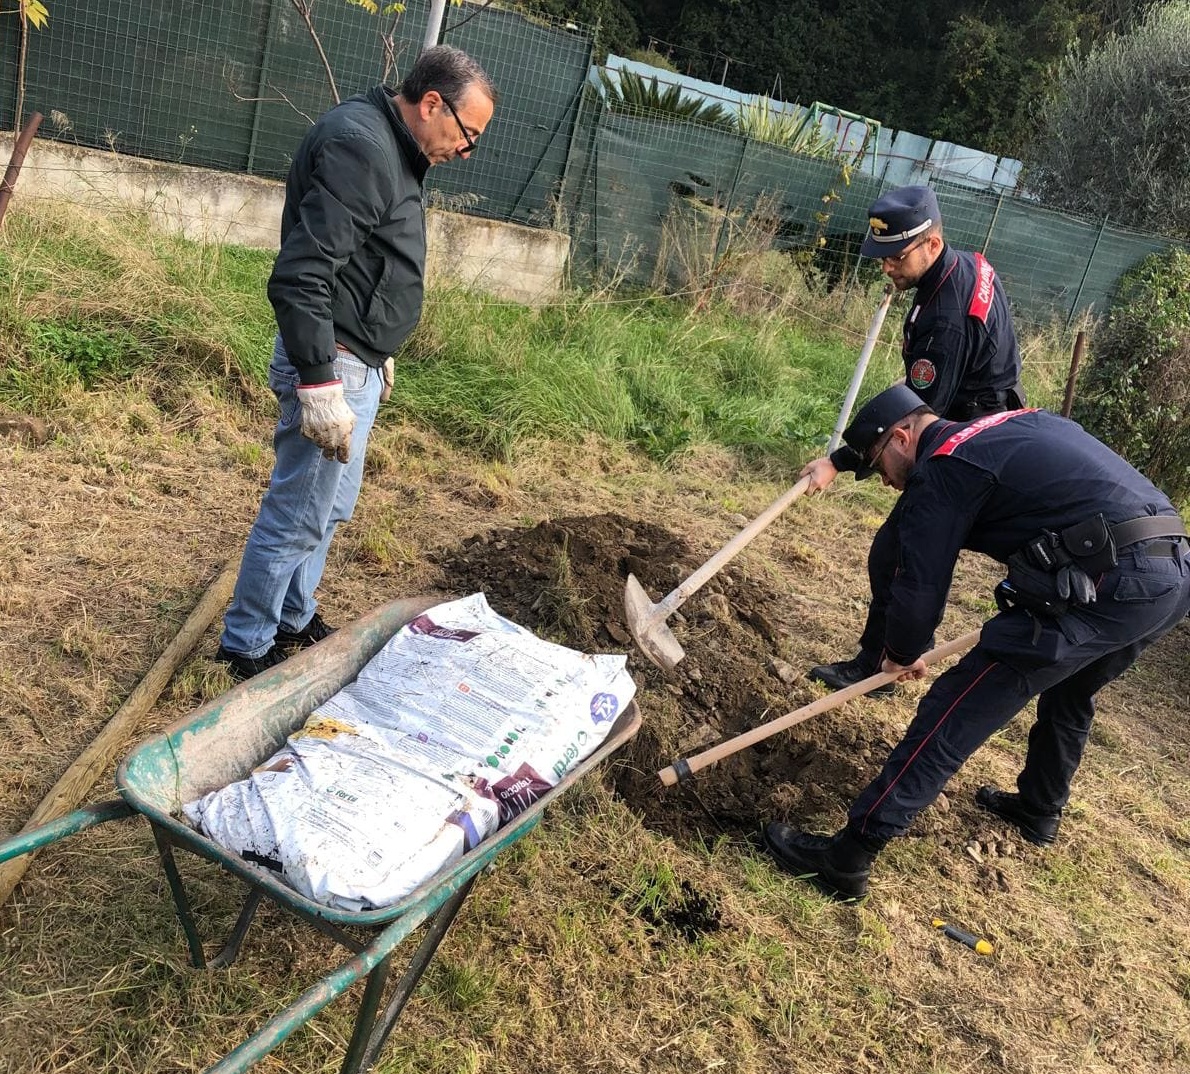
268 85 430 386
900 244 1022 420
884 409 1181 665
831 244 1024 476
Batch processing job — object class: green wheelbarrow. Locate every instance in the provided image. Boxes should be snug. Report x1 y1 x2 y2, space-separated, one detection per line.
0 595 642 1074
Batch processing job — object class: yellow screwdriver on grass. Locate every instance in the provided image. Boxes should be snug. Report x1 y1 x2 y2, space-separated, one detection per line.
932 918 994 955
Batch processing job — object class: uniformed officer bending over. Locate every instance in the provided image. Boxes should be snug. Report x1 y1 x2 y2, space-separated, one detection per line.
806 186 1025 695
764 385 1190 901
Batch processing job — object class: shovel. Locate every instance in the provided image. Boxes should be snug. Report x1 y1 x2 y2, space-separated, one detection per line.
624 286 896 673
657 627 981 786
624 475 813 672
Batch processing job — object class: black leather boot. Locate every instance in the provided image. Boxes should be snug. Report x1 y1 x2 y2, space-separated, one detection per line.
807 654 894 697
975 786 1061 847
762 823 882 901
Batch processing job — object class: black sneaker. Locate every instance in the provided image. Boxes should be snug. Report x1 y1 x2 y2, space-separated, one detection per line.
975 785 1061 847
275 613 336 651
762 823 878 901
215 644 287 683
808 655 894 697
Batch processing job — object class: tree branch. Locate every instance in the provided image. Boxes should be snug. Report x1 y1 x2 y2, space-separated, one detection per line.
289 0 340 105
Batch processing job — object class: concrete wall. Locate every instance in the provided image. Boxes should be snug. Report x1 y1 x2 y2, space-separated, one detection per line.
3 136 570 305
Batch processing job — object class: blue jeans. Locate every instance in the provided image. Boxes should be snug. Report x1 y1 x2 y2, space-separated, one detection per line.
220 337 383 658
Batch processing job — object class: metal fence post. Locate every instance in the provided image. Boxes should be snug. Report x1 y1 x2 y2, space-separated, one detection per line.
1067 215 1109 328
246 0 281 176
711 134 749 268
982 190 1004 254
423 0 448 50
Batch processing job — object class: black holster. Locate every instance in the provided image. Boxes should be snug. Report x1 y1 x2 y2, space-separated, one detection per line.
995 555 1068 618
995 514 1116 618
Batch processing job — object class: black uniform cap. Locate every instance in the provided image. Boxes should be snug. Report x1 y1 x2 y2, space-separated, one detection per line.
843 384 927 478
861 185 940 258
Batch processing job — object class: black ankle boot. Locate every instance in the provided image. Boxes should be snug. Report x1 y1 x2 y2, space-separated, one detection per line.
807 654 894 697
762 823 882 901
975 786 1061 847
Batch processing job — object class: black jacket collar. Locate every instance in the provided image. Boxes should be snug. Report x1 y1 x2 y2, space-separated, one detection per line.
917 419 957 461
914 242 957 296
369 85 430 183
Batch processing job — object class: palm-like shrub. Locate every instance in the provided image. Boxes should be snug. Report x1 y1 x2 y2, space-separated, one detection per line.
734 96 836 159
596 68 734 128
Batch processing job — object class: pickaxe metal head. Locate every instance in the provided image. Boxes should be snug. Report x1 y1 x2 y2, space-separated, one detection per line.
623 573 684 672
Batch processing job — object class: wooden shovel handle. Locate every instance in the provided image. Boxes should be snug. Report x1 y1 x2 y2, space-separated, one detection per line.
658 627 982 787
651 474 814 621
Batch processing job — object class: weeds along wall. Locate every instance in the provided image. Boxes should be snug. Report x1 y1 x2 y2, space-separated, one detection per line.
2 1 1183 328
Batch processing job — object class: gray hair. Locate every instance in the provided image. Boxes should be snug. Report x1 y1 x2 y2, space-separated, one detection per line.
399 45 497 106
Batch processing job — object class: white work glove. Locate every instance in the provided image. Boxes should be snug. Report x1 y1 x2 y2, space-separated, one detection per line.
297 381 355 463
380 356 394 403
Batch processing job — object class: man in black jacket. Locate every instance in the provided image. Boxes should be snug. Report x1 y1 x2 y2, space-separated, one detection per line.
806 185 1025 694
765 386 1190 900
216 45 496 681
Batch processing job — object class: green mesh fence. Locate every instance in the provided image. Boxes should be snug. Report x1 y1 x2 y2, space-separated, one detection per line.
1 4 1183 327
560 101 1185 326
562 106 880 291
3 1 591 227
431 5 591 225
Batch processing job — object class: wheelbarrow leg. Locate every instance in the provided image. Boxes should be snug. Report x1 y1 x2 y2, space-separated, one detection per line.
339 959 393 1074
210 887 267 969
342 875 477 1074
150 823 207 969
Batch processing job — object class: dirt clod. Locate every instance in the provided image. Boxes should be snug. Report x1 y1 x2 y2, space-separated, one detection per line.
0 412 50 445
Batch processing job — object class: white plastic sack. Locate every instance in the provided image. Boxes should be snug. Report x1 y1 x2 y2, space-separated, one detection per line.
185 594 636 910
184 716 500 911
318 593 637 823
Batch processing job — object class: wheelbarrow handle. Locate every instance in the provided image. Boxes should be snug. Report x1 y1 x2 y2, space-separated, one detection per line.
0 799 133 865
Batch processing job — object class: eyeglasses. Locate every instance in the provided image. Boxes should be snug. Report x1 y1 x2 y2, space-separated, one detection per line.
881 237 928 265
867 432 893 473
442 97 477 155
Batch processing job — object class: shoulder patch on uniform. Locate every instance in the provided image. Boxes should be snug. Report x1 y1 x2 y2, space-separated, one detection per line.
931 408 1039 457
909 358 936 389
967 252 995 325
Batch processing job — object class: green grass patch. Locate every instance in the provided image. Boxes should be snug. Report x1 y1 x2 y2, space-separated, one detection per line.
0 200 1072 475
399 289 874 465
0 204 275 411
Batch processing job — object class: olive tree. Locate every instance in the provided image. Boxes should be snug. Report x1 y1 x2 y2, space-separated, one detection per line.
1022 2 1190 239
1072 247 1190 503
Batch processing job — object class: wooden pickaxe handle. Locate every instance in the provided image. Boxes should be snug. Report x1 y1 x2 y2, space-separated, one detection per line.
647 474 815 624
657 627 982 786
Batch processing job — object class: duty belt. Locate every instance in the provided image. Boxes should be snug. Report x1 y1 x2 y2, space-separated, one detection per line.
1111 515 1189 556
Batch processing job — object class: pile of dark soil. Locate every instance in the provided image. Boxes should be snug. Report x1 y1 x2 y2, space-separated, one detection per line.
433 513 893 845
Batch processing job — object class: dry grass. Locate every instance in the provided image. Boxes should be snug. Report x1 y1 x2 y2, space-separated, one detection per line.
1 207 1188 1074
2 374 1189 1074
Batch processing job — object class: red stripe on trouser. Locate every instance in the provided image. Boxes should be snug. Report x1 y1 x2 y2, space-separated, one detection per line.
857 659 1001 836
